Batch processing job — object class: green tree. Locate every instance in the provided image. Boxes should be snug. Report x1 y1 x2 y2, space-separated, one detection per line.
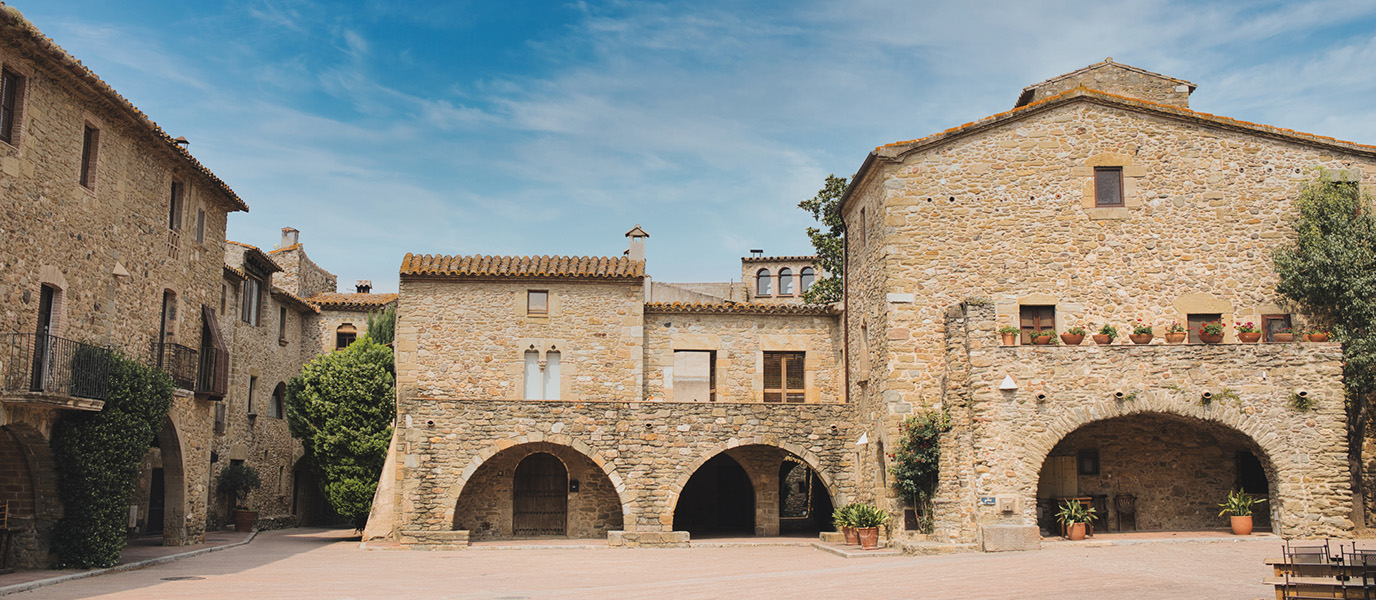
1273 172 1376 518
51 350 174 568
797 174 848 304
286 336 395 529
366 304 396 346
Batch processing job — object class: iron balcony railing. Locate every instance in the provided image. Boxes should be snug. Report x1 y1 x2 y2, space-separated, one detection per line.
0 333 113 401
150 341 199 391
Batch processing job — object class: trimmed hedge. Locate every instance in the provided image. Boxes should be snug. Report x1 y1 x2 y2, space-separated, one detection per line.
50 351 173 568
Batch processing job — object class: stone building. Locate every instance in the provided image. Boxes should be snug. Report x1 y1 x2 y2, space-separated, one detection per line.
0 6 247 565
368 60 1371 551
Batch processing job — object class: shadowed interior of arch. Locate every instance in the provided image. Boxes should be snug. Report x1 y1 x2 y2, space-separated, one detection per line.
1034 412 1275 536
451 442 624 540
135 417 186 546
673 445 836 538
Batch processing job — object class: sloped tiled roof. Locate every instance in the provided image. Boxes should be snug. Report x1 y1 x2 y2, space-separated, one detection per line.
307 293 399 311
227 241 283 273
0 7 248 213
741 255 817 263
269 243 302 254
645 302 835 316
401 254 645 280
1019 59 1196 96
271 287 320 314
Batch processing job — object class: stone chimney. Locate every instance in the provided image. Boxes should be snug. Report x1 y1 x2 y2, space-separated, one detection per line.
356 280 372 294
625 225 649 262
280 227 300 248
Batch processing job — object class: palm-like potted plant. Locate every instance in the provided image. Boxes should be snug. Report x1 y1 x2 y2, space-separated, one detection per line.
1218 489 1266 535
998 325 1020 346
216 463 262 532
850 503 889 550
1197 320 1225 344
1092 324 1117 345
1056 499 1096 541
833 503 859 545
1236 321 1262 343
1164 321 1187 344
1060 326 1086 346
1128 320 1153 345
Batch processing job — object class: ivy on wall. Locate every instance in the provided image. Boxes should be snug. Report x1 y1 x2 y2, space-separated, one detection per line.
50 350 173 568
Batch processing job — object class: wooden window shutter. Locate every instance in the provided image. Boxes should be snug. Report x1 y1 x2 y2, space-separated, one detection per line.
201 305 230 397
763 352 783 403
785 352 805 403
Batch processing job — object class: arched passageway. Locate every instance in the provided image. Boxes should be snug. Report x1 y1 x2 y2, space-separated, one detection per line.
290 456 328 526
452 442 623 541
136 418 186 545
674 454 754 536
673 444 838 538
1035 412 1275 536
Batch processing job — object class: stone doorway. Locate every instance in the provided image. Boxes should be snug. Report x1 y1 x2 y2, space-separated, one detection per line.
673 453 754 536
512 453 567 536
1035 412 1275 536
135 418 186 545
452 442 623 541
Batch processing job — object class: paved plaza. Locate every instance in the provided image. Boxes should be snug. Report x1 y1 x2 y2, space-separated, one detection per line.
5 529 1281 599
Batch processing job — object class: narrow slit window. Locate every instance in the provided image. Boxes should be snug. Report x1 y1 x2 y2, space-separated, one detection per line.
1095 167 1123 207
168 181 184 231
0 69 20 144
278 306 287 342
79 125 99 188
195 208 205 244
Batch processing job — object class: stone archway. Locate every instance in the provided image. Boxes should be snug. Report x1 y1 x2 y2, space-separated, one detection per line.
669 442 840 538
138 417 187 546
0 424 58 568
450 442 624 540
1033 412 1277 535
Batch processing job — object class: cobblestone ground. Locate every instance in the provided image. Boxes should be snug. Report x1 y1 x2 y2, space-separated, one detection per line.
12 529 1279 600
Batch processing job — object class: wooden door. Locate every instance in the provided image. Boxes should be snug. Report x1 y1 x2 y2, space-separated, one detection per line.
512 453 567 536
30 285 54 392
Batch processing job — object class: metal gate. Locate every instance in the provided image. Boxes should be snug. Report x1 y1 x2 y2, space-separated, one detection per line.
512 453 567 536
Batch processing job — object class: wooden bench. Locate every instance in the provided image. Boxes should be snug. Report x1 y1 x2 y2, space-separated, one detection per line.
1263 575 1368 599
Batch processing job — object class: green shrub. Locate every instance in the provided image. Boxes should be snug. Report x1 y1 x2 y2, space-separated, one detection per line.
50 351 173 568
287 336 395 529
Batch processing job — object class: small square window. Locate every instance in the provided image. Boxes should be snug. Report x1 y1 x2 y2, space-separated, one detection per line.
527 290 548 315
1095 167 1123 207
1077 449 1100 476
1187 313 1223 343
1019 305 1056 344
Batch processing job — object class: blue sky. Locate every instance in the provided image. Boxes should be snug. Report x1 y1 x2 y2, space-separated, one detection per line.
15 1 1376 293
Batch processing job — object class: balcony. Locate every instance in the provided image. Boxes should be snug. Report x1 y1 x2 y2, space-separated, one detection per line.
150 341 199 391
0 333 112 408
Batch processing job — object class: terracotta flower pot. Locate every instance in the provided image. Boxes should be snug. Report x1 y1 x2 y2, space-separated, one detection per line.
1031 335 1053 346
843 526 859 545
1238 332 1261 343
1001 332 1018 346
1059 333 1084 346
1165 332 1187 344
1066 522 1086 541
1199 333 1223 344
233 509 258 533
1307 333 1329 342
1128 334 1153 345
857 526 880 550
1230 515 1253 536
1273 333 1295 343
1092 334 1112 345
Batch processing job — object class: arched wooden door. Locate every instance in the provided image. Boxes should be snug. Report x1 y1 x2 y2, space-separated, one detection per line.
512 453 567 536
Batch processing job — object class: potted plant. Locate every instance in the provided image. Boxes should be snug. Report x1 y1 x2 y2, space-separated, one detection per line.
1307 328 1331 343
1218 489 1266 535
833 504 858 545
997 325 1020 346
1092 324 1117 345
1164 321 1188 344
1236 322 1262 343
1029 329 1056 345
1197 320 1225 344
850 503 889 550
216 463 262 532
1060 326 1086 346
1056 499 1096 541
1272 326 1295 343
1128 320 1153 345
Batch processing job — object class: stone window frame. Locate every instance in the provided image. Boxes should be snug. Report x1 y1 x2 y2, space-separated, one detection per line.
0 62 29 148
335 323 357 349
1174 293 1234 343
79 120 100 191
269 382 287 419
520 342 566 401
277 305 288 345
762 350 806 403
1077 152 1145 220
671 349 717 402
527 290 548 316
755 268 772 297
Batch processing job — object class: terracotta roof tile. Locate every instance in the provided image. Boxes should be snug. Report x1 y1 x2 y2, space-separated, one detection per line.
741 255 817 263
271 287 320 314
645 302 835 316
269 243 302 254
0 7 248 213
400 254 645 280
307 293 399 311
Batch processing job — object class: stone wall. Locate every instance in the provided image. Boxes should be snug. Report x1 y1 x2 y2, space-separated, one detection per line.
642 309 842 404
271 245 337 299
1021 61 1193 108
315 308 371 356
452 441 623 540
396 279 644 402
380 400 857 540
941 302 1350 542
740 258 818 303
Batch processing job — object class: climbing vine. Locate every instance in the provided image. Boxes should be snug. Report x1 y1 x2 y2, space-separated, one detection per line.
888 408 952 532
50 350 173 568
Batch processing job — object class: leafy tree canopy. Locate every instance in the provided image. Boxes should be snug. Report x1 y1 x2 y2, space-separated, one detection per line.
366 304 396 346
287 336 395 529
798 174 848 304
